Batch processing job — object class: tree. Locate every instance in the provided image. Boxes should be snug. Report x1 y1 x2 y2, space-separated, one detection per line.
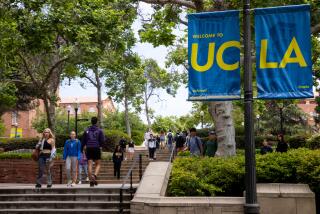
105 50 146 137
135 0 320 156
142 58 180 127
0 0 137 132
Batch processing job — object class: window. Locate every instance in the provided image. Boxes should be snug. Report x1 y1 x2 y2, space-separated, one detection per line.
88 107 96 113
11 111 18 126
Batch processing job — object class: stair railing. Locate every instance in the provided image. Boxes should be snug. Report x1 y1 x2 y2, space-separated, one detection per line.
119 153 142 213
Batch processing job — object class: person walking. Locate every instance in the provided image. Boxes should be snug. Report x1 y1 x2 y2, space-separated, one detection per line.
82 117 105 187
159 131 166 150
260 139 273 155
119 137 127 160
276 134 288 153
127 139 135 160
175 132 186 153
35 128 56 188
186 128 203 157
166 130 174 151
147 134 157 160
204 131 218 157
113 145 124 179
63 131 81 187
78 151 89 184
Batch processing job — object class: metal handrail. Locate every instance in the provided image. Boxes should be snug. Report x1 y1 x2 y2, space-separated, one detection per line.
168 144 176 163
119 153 142 213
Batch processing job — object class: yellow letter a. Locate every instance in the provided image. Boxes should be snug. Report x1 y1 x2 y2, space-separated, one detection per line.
191 43 215 72
279 37 307 68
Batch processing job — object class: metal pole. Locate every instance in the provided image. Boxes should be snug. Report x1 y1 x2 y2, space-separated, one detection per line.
130 171 133 199
201 116 204 129
139 154 142 181
119 188 123 213
59 164 63 184
243 0 259 213
67 110 70 134
75 108 78 137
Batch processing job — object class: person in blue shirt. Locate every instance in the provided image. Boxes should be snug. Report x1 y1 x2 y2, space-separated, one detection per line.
63 131 81 187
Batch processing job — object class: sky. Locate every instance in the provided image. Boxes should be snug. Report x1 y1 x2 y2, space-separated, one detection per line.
59 3 193 122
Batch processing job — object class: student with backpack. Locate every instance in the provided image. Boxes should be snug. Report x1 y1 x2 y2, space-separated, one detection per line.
82 117 105 187
186 128 203 157
113 145 124 179
166 130 174 151
63 131 81 187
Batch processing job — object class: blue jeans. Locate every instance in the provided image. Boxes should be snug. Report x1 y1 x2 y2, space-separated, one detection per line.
36 156 53 185
78 164 88 181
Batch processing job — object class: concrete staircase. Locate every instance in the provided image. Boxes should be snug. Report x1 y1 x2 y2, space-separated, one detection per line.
0 185 132 213
0 148 172 214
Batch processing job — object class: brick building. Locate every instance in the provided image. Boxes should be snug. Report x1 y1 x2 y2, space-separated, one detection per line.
1 97 115 138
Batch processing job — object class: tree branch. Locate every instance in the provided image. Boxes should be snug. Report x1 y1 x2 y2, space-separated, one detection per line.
311 23 320 35
42 56 70 87
178 17 188 26
84 75 98 88
139 0 196 9
17 52 40 88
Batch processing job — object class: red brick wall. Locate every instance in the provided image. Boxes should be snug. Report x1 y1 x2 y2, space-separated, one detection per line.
0 159 67 184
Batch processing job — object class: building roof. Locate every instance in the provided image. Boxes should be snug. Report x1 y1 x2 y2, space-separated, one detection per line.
60 96 111 104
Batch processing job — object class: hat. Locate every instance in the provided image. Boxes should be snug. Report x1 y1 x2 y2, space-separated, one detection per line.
209 131 216 135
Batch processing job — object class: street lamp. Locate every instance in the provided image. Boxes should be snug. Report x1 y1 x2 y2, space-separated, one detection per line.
13 122 18 138
256 115 260 135
200 111 204 129
278 102 284 134
67 105 72 134
73 98 80 137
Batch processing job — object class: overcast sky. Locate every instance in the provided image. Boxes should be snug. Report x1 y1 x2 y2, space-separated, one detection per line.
60 3 192 122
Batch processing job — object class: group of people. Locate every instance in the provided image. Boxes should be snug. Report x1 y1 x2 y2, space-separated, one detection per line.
144 128 218 158
260 133 288 155
35 117 105 188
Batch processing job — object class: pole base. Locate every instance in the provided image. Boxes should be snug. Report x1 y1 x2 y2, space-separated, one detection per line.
244 203 260 214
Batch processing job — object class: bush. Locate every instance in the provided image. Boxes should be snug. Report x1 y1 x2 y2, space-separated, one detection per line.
131 130 144 146
103 129 130 152
168 148 320 198
287 135 309 149
307 135 320 150
0 152 32 159
236 135 277 149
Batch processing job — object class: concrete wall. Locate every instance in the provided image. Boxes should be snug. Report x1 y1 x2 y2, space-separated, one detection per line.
131 162 316 214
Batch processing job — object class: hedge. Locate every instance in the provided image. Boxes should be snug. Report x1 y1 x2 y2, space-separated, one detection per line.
168 148 320 198
0 130 131 152
131 130 144 146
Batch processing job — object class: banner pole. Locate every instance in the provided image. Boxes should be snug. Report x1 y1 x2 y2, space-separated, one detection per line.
243 0 260 213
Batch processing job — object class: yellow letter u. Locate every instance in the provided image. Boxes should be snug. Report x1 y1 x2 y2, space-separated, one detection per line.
191 43 215 72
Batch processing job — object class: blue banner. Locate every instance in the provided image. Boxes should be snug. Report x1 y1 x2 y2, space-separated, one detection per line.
188 11 241 101
255 5 313 99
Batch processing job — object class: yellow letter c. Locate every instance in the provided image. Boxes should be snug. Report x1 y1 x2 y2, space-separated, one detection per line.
216 41 240 71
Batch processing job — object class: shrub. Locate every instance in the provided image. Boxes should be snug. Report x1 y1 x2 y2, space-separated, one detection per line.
131 130 144 146
236 135 277 149
306 135 320 150
103 130 130 152
0 152 32 159
287 135 308 149
168 148 320 198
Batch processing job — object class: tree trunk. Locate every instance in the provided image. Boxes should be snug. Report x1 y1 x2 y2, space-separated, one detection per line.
124 96 131 137
94 68 103 128
43 96 56 133
144 90 151 127
208 101 236 156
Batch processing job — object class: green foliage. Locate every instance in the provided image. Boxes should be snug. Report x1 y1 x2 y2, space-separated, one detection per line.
131 130 144 146
168 149 320 197
0 153 32 159
103 130 130 152
0 83 17 115
287 134 310 149
307 135 320 150
0 120 5 137
177 151 191 156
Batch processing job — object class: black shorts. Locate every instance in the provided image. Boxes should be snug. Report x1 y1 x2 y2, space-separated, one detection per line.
86 147 101 160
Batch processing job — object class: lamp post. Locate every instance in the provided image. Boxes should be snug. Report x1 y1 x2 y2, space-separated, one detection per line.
243 0 259 213
200 111 204 129
67 105 71 134
278 102 284 134
14 122 18 138
256 115 260 135
74 99 80 137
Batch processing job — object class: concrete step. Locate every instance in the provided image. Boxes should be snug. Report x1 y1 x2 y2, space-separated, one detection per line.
0 209 130 214
0 193 131 201
0 201 130 209
0 187 133 195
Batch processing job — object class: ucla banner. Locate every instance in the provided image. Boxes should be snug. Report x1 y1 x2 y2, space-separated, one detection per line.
255 5 313 99
188 11 241 101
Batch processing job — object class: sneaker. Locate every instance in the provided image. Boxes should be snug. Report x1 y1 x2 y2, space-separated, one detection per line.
47 184 52 188
71 182 76 187
85 177 89 182
35 184 41 188
78 181 82 184
92 174 98 186
89 181 94 187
